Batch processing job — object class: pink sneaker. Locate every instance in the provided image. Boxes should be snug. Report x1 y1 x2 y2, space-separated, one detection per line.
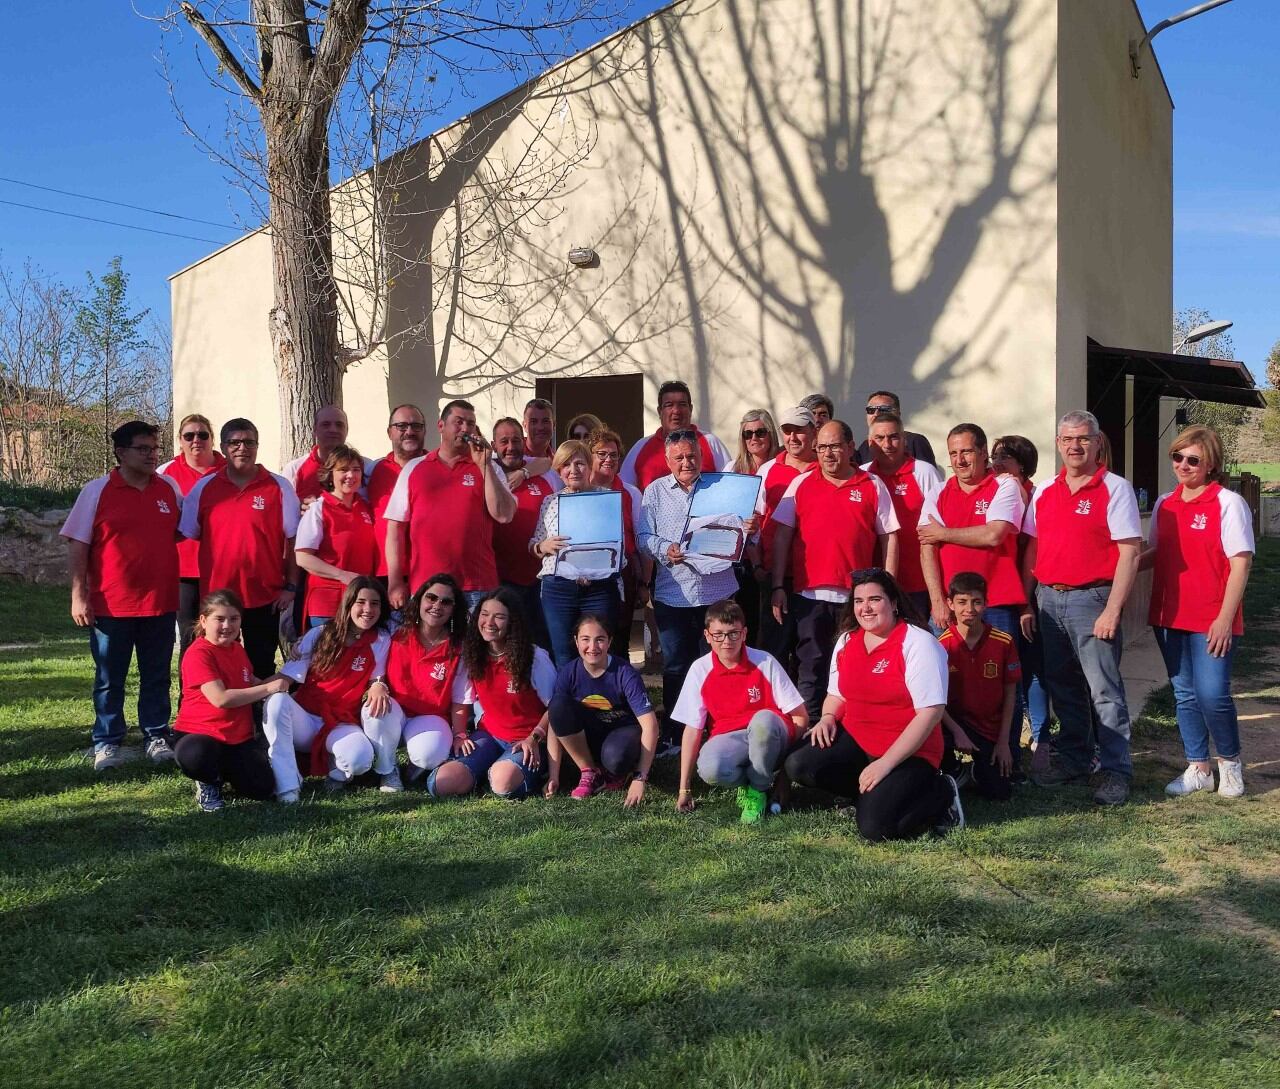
570 768 605 799
603 771 629 792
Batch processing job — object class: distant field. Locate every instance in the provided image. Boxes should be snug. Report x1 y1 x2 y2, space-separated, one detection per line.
1237 462 1280 482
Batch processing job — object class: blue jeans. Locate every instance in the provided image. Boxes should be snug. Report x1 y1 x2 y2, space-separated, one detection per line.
1017 624 1052 743
653 600 708 724
462 589 495 617
1153 627 1240 762
88 613 176 750
426 727 546 799
1035 586 1132 778
540 576 620 669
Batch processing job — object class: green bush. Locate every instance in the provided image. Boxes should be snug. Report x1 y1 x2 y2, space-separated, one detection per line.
0 480 79 512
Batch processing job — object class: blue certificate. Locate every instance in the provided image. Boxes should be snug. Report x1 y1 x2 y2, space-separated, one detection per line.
555 490 623 578
679 472 762 563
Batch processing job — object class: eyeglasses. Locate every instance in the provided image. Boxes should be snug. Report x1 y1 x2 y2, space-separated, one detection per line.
741 427 771 441
390 422 425 433
707 629 746 643
865 404 895 415
1170 451 1203 468
593 450 620 462
225 438 259 449
128 445 159 455
181 430 210 442
815 442 847 454
422 591 456 607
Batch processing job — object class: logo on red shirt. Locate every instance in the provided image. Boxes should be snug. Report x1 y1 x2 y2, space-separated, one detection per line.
1074 499 1092 515
871 658 889 674
1191 513 1207 531
849 489 863 503
462 473 476 487
747 685 762 703
252 494 266 510
528 485 542 496
895 483 909 496
974 499 989 516
430 662 447 682
156 499 172 514
351 654 368 672
507 676 519 694
242 667 252 682
983 659 998 679
361 511 373 524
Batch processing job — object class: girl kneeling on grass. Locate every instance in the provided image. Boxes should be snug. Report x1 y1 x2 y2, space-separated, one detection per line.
544 613 660 804
382 575 474 785
263 576 398 802
174 589 292 812
428 588 556 800
784 568 963 841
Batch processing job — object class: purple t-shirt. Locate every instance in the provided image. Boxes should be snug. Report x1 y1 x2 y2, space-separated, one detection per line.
553 656 653 726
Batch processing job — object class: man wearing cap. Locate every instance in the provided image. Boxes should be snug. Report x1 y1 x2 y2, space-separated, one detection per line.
855 390 937 468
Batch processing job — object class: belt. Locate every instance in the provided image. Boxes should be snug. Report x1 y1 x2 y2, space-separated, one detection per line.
1046 579 1111 592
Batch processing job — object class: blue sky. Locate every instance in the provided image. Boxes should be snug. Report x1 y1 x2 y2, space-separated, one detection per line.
0 2 1276 375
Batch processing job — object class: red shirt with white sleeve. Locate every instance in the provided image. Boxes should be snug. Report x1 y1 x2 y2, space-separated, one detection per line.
1148 482 1254 636
160 453 226 579
60 469 184 617
384 451 512 592
174 637 256 744
830 621 949 768
282 446 326 502
367 452 406 578
493 471 561 586
772 469 899 599
919 473 1026 606
938 624 1021 742
386 632 473 719
865 457 942 595
619 427 732 490
757 454 817 573
1023 469 1141 586
294 491 379 619
672 647 805 742
470 647 556 743
180 466 301 609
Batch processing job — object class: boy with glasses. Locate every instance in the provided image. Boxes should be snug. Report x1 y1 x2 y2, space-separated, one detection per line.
672 600 807 823
62 421 186 770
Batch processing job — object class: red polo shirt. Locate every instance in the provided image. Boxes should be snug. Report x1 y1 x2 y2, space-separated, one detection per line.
384 451 512 592
61 470 184 617
366 451 406 577
493 472 559 586
619 427 731 490
386 631 473 718
283 446 326 502
919 473 1025 605
757 453 817 572
1148 483 1254 636
938 624 1021 742
180 466 301 609
174 637 256 744
470 647 556 742
294 491 379 619
671 647 804 741
160 453 226 579
772 469 898 595
866 457 941 595
830 622 948 768
1024 468 1142 586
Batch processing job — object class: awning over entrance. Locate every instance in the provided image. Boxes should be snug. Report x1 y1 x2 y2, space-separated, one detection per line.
1087 339 1265 409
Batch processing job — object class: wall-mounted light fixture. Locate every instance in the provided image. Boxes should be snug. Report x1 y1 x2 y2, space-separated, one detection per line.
568 247 598 268
1130 0 1235 78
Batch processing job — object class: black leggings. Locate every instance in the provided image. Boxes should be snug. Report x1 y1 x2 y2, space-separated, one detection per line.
785 729 951 842
173 731 275 799
549 694 643 777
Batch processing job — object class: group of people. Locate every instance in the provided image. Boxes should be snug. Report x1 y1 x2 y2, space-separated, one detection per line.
59 380 1255 839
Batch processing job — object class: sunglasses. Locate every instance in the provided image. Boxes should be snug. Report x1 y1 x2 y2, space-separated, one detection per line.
1170 451 1202 468
182 430 210 441
865 404 895 415
422 591 456 607
742 427 771 441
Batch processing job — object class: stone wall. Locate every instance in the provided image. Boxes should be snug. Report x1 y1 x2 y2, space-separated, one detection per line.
0 508 70 584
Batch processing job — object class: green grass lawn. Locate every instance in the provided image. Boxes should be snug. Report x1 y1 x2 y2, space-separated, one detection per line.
2 558 1278 1088
1236 462 1280 483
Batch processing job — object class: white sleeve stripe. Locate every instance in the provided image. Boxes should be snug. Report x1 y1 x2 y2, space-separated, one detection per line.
60 475 112 543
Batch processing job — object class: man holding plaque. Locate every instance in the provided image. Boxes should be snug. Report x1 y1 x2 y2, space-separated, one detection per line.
638 430 750 749
770 420 900 721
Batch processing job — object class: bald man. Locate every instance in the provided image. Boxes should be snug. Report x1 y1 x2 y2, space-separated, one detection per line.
282 405 350 502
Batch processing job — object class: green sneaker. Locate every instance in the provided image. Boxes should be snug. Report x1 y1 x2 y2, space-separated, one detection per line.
737 785 768 825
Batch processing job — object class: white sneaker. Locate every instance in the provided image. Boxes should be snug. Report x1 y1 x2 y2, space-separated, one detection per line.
145 736 176 763
1165 764 1214 797
277 789 300 805
379 769 404 794
1217 759 1245 798
94 744 126 771
933 773 965 834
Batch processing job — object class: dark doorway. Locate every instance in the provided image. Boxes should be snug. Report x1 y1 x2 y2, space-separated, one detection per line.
535 373 645 447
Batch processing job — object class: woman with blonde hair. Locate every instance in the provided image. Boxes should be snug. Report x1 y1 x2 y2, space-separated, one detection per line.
731 409 780 475
1145 425 1254 798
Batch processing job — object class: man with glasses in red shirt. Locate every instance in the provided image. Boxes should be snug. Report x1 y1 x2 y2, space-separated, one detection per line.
619 380 732 490
367 404 428 585
62 421 185 771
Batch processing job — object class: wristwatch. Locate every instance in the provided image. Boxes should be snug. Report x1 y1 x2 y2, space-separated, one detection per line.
633 771 648 783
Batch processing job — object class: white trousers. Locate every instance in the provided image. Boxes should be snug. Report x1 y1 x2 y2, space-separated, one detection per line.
262 692 402 795
383 703 453 772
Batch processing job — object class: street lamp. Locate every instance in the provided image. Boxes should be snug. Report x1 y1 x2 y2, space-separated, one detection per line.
1174 319 1233 353
1130 0 1237 78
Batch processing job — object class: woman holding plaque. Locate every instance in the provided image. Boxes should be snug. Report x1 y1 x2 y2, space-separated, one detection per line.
531 440 623 668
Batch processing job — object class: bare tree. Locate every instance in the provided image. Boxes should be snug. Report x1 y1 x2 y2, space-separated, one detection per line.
156 0 621 460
